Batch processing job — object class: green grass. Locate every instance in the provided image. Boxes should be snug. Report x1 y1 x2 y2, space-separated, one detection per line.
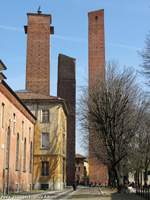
0 189 55 197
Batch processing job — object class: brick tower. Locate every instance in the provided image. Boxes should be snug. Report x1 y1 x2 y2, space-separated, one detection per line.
24 7 54 95
57 54 76 186
88 9 108 184
88 9 105 85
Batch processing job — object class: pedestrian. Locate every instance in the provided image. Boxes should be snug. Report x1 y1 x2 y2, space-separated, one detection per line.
73 180 77 191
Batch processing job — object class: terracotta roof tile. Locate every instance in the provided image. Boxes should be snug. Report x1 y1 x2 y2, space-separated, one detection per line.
15 90 64 101
75 154 86 159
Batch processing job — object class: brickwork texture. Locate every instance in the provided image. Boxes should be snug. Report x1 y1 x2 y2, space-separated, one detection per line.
25 13 52 95
88 9 108 185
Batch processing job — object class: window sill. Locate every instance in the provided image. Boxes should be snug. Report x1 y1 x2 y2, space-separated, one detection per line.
40 148 50 150
40 122 51 123
41 175 49 176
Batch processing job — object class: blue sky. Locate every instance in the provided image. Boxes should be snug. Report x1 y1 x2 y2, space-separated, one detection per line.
1 0 150 156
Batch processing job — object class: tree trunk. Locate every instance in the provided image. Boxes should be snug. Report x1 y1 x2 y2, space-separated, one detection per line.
114 166 123 193
144 156 149 181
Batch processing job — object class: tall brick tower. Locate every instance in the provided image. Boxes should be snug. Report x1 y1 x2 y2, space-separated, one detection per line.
88 9 105 85
57 54 76 186
24 7 54 95
88 9 108 184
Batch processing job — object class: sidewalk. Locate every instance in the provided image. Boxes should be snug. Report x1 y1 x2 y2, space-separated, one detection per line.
0 186 74 200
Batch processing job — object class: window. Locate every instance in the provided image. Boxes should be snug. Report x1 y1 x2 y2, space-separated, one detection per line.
29 127 31 142
23 138 26 172
76 167 80 172
41 161 49 176
41 110 49 122
15 133 19 170
41 133 49 148
1 103 4 128
15 184 18 192
22 121 24 140
29 142 32 173
63 133 65 153
13 113 16 135
41 184 49 190
6 127 10 169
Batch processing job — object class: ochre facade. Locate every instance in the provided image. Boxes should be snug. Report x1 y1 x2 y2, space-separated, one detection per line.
33 103 67 190
16 91 68 190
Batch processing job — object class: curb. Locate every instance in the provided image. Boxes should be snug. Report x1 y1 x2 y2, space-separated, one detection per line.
99 187 104 195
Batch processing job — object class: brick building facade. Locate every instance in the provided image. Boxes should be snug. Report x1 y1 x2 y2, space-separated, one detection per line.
88 9 108 185
0 61 36 194
75 154 89 185
57 54 76 185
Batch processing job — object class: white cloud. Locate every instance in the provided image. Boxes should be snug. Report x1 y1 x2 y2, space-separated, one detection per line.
107 42 142 51
53 35 87 44
0 25 23 32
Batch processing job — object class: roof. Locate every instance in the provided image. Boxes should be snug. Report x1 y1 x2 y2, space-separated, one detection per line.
0 60 7 71
1 81 36 122
16 90 62 100
16 90 69 116
0 72 7 81
75 154 86 159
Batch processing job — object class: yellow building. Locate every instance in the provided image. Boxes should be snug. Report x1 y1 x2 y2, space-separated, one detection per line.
16 91 68 190
84 159 89 177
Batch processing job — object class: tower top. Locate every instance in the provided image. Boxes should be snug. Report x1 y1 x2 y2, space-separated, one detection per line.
37 6 42 14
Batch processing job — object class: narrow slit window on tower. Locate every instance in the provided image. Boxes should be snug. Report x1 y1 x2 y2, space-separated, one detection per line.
95 16 98 20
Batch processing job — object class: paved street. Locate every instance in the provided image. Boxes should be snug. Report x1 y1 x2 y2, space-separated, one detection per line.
59 186 146 200
1 186 147 200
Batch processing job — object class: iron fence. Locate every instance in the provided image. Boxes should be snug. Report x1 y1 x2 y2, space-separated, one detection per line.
136 186 150 199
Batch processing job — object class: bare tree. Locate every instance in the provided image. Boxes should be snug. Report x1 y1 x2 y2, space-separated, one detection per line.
130 108 150 184
138 33 150 86
78 60 145 192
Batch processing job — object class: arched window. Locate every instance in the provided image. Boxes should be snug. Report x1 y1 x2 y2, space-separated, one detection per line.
23 138 26 172
29 142 32 173
15 133 19 170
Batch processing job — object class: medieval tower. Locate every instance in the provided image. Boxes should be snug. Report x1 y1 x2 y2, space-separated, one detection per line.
57 54 76 186
88 9 108 184
24 7 54 95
